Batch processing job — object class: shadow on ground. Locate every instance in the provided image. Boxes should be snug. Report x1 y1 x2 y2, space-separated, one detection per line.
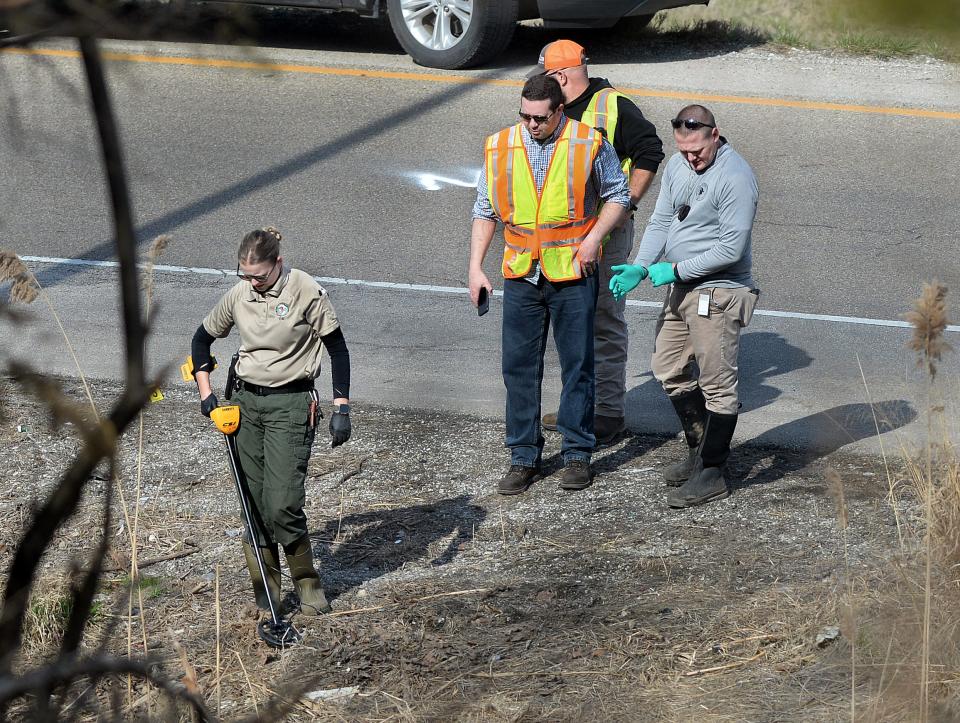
310 494 486 601
735 399 917 490
624 329 814 440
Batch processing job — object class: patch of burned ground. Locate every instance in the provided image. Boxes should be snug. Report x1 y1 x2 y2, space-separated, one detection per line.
0 376 918 720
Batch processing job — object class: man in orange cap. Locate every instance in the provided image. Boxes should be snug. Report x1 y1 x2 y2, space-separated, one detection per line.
529 40 664 447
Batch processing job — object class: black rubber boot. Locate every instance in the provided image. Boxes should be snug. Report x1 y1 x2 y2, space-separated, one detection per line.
663 389 707 486
284 536 332 615
242 541 282 611
667 412 737 508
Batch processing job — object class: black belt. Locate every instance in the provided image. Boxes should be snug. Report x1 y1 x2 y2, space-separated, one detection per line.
240 378 314 396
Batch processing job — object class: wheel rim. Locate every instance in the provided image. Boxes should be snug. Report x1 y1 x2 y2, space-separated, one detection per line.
399 0 473 51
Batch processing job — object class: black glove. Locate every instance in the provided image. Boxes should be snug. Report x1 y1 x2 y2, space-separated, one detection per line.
329 404 351 447
200 393 219 418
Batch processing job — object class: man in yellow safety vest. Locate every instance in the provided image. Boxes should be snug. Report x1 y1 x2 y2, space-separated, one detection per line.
469 74 631 495
529 40 664 446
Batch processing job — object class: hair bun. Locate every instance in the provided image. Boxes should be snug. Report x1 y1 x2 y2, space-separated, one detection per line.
262 226 282 242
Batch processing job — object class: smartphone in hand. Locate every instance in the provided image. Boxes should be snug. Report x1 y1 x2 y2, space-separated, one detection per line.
477 286 490 316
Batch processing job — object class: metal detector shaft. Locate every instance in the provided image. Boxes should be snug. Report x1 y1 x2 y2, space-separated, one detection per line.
220 353 293 644
222 433 282 625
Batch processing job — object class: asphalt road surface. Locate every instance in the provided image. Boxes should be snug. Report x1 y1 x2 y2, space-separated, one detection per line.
2 17 959 455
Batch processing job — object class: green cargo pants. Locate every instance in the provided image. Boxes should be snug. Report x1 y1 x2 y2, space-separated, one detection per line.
234 388 315 548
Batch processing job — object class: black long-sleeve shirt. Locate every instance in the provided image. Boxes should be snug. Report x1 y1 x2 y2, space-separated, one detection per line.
563 77 664 174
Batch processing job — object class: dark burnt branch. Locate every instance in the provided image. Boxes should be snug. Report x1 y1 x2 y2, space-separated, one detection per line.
0 36 150 676
0 654 213 720
0 383 150 673
60 459 114 656
78 34 146 391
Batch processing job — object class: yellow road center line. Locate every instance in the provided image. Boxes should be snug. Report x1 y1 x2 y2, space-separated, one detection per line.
4 45 959 120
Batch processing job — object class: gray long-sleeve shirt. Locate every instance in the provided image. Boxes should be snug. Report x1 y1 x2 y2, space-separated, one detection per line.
633 141 758 289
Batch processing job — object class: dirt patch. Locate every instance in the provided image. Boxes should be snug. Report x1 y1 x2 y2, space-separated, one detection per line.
0 376 916 720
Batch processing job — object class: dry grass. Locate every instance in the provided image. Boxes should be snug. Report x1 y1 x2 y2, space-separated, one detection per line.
656 0 960 60
0 250 38 305
1 272 956 719
840 283 960 720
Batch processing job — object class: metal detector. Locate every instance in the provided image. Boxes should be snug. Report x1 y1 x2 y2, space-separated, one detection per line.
182 355 301 648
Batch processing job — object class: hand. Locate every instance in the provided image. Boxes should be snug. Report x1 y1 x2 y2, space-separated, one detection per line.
468 268 492 308
575 238 601 277
200 393 219 418
648 262 678 287
608 264 648 299
330 406 351 447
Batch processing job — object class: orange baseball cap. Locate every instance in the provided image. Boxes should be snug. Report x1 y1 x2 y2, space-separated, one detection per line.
526 39 589 79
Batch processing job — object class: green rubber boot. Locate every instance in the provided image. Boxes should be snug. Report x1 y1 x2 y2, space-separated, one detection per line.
284 536 331 615
242 541 282 611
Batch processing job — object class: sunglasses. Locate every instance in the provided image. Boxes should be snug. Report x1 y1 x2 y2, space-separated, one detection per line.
676 204 691 221
519 108 556 124
237 259 277 283
670 118 715 130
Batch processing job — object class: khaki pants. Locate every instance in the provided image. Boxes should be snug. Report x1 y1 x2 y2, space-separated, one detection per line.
652 285 759 415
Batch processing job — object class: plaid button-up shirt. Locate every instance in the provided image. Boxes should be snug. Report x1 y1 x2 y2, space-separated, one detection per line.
473 115 630 281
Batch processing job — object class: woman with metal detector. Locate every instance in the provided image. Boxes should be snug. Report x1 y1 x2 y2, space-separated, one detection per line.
190 226 352 625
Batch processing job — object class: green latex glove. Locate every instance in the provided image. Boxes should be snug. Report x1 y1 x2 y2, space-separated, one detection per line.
648 262 678 287
608 264 648 299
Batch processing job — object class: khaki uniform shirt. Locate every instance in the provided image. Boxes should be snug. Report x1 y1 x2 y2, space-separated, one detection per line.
203 267 340 387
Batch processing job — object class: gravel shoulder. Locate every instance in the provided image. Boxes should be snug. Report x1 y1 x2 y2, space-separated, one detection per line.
0 376 915 720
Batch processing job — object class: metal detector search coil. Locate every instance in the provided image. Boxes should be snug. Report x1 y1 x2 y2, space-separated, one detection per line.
210 406 240 435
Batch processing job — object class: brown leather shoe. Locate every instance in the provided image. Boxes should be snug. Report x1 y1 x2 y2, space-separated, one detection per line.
498 465 539 495
541 412 559 432
559 459 593 491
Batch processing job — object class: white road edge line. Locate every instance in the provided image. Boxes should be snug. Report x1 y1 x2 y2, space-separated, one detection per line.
21 255 960 333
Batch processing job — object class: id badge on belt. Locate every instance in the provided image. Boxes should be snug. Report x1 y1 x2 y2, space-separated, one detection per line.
697 291 711 318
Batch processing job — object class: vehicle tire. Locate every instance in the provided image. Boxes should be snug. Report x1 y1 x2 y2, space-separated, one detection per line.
386 0 518 70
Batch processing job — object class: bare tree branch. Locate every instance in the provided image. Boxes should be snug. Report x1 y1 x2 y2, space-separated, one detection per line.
60 459 114 656
0 654 214 720
77 34 146 392
0 35 151 677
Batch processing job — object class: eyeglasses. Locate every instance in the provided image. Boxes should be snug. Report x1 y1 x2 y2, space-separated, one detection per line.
670 118 715 130
519 108 556 124
237 260 277 283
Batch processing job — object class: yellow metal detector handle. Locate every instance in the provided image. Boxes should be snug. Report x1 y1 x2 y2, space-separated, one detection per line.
210 405 240 435
180 355 218 382
181 356 236 433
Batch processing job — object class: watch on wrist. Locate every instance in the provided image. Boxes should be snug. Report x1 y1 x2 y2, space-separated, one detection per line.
334 403 350 415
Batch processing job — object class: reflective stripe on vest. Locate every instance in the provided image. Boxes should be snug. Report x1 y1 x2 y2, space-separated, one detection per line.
485 119 602 282
581 88 632 177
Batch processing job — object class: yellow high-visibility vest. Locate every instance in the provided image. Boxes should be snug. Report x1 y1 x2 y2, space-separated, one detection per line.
581 87 633 177
485 118 602 282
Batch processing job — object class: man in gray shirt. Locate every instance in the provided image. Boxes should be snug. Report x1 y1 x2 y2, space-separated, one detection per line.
609 104 759 508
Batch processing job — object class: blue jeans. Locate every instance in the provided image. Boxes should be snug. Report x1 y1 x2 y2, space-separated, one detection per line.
502 274 598 467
